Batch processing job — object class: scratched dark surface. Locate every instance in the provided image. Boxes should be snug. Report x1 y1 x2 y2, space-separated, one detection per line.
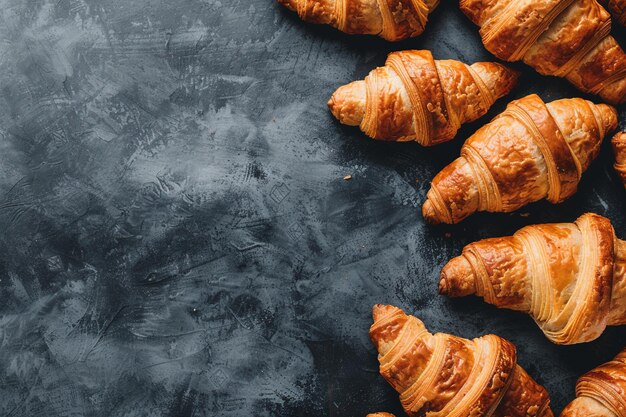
1 0 626 416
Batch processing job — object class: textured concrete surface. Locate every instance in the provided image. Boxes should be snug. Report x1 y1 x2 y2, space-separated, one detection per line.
0 0 625 416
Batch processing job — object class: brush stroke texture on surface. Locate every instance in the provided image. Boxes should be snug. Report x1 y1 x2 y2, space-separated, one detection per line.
0 0 625 416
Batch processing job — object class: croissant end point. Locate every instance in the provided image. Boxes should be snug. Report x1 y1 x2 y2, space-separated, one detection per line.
613 131 626 142
276 0 296 11
328 81 366 127
613 131 626 156
613 131 626 155
471 62 520 100
459 0 484 26
597 103 619 134
612 132 626 187
493 65 520 99
440 256 477 297
422 199 442 225
372 304 400 322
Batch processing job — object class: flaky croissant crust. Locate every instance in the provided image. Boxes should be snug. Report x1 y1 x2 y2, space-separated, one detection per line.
369 304 553 417
278 0 439 41
328 50 518 145
422 94 617 224
561 348 626 417
460 0 626 104
440 213 626 344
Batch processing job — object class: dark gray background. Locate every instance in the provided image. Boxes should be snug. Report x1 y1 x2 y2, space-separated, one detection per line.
0 0 625 416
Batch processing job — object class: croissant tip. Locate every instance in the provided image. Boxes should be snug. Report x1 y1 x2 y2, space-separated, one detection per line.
495 63 521 92
612 131 626 150
440 256 476 297
327 95 338 116
459 0 483 26
597 103 618 133
422 199 442 225
276 0 296 11
504 73 520 89
372 304 401 322
438 274 450 295
612 132 626 186
328 81 366 127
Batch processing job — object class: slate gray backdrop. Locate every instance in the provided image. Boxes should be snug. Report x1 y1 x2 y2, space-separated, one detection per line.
0 0 625 416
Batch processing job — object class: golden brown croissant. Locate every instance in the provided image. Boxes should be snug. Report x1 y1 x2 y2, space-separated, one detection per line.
277 0 439 41
561 348 626 417
600 0 626 24
612 132 626 187
422 94 617 224
369 304 553 417
367 414 395 417
440 213 626 344
460 0 626 104
328 50 519 145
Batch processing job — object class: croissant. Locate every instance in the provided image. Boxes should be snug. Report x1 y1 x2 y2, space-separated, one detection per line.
561 348 626 417
422 94 617 224
460 0 626 105
328 50 519 145
369 304 553 417
277 0 439 41
367 414 395 417
601 0 626 24
440 213 626 344
613 132 626 187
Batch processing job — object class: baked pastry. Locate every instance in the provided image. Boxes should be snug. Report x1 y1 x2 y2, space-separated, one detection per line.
440 213 626 344
612 132 626 187
367 414 395 417
277 0 439 41
422 94 617 224
561 348 626 417
369 304 553 417
601 0 626 24
328 50 519 145
460 0 626 104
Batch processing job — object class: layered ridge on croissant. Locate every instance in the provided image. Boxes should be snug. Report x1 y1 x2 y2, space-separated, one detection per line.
561 348 626 417
422 94 617 224
460 0 626 104
440 213 626 344
612 132 626 187
277 0 439 41
369 304 553 417
328 50 519 145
